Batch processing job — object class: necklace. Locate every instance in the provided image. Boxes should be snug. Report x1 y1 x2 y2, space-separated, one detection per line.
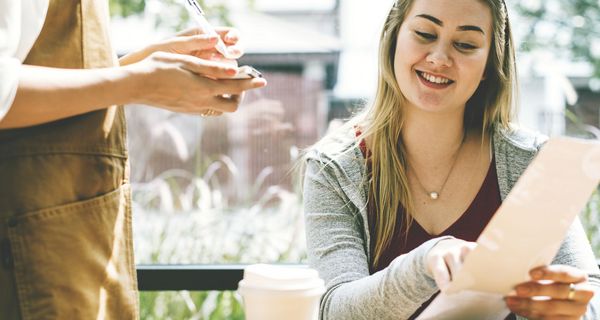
408 136 465 200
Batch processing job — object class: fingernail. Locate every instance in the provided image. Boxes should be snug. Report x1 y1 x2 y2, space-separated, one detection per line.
226 68 237 75
531 270 542 279
253 79 267 87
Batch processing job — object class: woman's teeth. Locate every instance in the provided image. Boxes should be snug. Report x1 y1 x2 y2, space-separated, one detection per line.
418 71 451 84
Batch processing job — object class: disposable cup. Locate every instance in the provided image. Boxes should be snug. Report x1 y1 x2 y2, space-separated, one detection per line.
237 264 325 320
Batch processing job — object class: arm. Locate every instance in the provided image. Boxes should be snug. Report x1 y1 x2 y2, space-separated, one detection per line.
0 28 265 129
303 157 450 320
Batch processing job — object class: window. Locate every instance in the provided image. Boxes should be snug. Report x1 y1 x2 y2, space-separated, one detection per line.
109 0 600 318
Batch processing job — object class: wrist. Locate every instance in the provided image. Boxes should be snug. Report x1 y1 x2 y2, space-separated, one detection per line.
116 63 148 105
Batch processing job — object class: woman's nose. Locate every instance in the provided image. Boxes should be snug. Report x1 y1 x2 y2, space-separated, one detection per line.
426 44 453 68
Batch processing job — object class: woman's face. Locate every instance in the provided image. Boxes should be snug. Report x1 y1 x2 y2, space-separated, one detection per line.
394 0 493 114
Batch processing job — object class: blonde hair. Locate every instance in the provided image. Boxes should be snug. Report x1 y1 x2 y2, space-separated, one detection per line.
302 0 517 268
358 0 517 266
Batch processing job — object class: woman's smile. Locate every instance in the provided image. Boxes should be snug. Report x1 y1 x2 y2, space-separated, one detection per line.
415 70 455 90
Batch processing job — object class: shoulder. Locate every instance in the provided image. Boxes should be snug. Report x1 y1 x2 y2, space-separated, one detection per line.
305 128 364 171
493 124 550 197
494 124 549 153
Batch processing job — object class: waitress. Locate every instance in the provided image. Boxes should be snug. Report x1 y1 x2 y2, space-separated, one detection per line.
0 1 266 319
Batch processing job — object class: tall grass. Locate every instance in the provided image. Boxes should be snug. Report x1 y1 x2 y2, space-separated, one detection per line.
132 155 306 319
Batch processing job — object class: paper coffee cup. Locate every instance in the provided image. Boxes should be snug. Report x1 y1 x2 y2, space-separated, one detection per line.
237 264 325 320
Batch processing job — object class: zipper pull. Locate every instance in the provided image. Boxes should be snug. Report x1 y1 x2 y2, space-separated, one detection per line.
2 238 13 270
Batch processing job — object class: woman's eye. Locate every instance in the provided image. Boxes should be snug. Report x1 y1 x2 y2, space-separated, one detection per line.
455 42 477 50
415 31 436 40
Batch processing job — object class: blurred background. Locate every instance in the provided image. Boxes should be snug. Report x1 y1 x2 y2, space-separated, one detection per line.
108 0 600 318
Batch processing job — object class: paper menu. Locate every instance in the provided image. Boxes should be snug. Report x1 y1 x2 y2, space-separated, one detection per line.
416 137 600 320
445 137 600 295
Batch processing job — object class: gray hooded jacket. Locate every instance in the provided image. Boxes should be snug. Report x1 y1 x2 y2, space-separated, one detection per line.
303 126 600 320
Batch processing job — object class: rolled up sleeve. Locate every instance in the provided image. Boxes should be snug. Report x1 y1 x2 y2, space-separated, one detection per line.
0 0 22 121
0 58 20 120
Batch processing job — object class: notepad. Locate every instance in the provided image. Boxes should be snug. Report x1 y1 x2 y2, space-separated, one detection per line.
417 137 600 320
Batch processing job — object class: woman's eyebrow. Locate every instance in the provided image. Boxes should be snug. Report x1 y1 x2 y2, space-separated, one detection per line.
415 14 485 35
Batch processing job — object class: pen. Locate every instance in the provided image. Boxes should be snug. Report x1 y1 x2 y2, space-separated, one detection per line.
183 0 231 58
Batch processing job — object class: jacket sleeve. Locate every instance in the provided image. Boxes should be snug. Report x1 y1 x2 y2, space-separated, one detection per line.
547 217 600 320
303 156 452 320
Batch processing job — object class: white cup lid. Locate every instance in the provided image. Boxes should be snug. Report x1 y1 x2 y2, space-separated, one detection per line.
239 264 325 291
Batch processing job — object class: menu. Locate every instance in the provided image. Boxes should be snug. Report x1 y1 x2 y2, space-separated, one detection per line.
417 137 600 320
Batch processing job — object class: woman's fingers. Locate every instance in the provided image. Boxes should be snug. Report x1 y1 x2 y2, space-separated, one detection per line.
205 78 267 95
505 265 595 319
214 27 240 45
179 26 240 43
196 94 242 114
530 265 588 284
193 49 241 64
505 296 589 319
162 27 243 61
155 52 237 78
429 254 451 290
514 281 595 302
426 239 477 291
443 251 461 281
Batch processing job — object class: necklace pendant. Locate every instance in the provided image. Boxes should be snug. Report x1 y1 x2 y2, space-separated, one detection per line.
429 192 439 200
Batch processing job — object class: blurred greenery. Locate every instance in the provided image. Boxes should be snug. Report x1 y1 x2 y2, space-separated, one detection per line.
108 0 234 30
109 0 146 17
139 291 244 320
581 189 600 256
131 158 306 319
515 0 600 79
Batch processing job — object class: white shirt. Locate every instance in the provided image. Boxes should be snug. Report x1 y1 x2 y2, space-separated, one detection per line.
0 0 48 121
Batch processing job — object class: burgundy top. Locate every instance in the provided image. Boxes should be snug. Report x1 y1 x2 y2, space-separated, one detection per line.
359 137 515 319
368 157 501 273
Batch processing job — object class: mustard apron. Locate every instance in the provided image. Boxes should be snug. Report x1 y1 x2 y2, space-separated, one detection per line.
0 1 138 319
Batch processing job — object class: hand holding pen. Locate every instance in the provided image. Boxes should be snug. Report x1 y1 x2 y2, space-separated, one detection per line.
184 0 234 59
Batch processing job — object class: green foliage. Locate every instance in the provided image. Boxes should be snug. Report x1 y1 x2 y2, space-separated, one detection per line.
109 0 146 17
581 189 600 254
139 291 244 320
133 155 306 319
108 0 232 29
514 0 600 78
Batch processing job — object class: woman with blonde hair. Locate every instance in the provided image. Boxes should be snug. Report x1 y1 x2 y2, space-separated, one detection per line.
302 0 600 318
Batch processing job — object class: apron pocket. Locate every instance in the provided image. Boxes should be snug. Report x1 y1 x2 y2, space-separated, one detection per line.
7 183 138 320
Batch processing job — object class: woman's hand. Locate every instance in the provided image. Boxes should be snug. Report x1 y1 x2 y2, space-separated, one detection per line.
119 27 243 67
505 265 595 319
426 238 477 290
128 51 266 115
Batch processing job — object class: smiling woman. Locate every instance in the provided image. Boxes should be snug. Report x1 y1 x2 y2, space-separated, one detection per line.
301 0 600 319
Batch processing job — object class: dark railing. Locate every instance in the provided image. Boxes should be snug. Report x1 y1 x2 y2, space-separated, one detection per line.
137 265 246 291
137 263 600 291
